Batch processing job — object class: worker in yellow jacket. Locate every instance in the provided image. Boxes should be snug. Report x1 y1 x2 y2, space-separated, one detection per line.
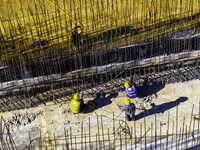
70 93 85 114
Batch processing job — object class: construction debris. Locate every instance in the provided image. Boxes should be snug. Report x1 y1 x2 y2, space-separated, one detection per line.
7 111 43 127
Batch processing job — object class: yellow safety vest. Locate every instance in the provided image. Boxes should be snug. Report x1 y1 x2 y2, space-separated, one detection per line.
70 99 80 114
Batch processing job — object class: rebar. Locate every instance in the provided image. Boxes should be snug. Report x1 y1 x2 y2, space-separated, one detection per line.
0 0 200 149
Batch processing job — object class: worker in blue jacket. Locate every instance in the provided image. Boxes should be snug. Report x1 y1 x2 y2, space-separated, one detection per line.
124 81 137 99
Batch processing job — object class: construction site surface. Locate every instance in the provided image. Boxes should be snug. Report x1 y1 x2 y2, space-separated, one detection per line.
1 76 200 149
0 0 200 149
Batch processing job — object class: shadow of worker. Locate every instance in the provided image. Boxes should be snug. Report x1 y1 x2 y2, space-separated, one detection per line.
135 97 188 121
92 92 119 110
137 78 165 98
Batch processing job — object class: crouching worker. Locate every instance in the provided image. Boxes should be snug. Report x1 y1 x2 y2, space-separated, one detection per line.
70 93 86 114
120 98 136 121
124 81 137 99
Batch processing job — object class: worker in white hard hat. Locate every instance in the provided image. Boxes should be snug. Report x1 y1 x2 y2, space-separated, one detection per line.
120 98 136 121
124 81 137 99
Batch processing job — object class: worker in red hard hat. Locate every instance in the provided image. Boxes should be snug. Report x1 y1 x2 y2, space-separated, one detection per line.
72 26 82 49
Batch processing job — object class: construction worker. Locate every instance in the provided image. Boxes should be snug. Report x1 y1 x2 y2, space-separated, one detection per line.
72 26 82 49
120 98 136 121
124 81 137 99
70 93 85 114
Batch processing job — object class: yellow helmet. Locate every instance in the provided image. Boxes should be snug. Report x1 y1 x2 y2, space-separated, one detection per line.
124 98 131 105
77 27 82 34
124 81 131 88
73 93 79 100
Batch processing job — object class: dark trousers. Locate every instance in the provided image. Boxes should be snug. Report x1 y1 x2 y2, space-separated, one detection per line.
125 113 135 121
80 99 86 112
72 32 81 49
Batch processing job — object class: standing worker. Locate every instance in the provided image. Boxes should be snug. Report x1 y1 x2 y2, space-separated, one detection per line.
70 93 85 114
120 98 136 121
124 81 137 99
72 26 82 49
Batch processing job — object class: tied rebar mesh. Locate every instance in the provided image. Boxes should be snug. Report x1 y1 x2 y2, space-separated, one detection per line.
0 104 200 150
0 1 200 149
0 0 199 111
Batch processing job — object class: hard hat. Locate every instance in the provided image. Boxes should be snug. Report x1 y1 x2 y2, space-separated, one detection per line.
77 27 82 34
73 93 79 100
124 98 131 105
124 81 131 88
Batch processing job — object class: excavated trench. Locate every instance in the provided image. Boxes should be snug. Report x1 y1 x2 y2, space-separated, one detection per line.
0 35 200 81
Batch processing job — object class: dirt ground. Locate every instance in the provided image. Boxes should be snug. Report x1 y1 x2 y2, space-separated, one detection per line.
0 79 200 148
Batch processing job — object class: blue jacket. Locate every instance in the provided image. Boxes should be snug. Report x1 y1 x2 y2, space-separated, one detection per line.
125 85 137 99
120 103 136 116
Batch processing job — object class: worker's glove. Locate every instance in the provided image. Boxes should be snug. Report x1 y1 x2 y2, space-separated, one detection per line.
79 93 83 99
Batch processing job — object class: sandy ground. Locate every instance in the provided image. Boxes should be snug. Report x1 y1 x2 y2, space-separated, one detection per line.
1 79 200 148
